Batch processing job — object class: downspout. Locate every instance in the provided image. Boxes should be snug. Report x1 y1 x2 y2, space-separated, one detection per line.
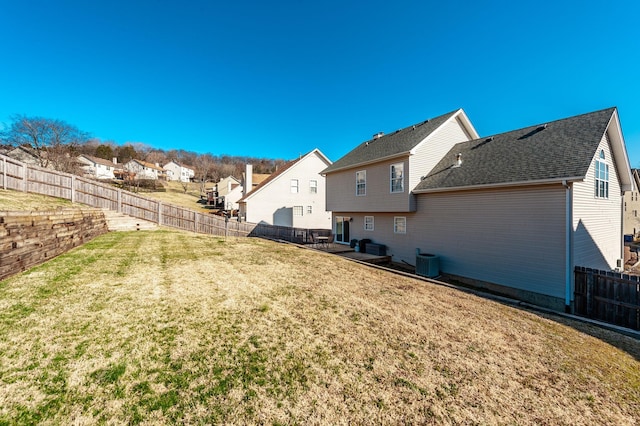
563 180 573 313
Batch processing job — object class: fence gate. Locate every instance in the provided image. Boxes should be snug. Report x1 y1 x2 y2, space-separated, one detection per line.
574 266 640 330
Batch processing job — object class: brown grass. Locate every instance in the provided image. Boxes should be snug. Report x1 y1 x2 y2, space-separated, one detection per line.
0 189 74 211
0 230 638 424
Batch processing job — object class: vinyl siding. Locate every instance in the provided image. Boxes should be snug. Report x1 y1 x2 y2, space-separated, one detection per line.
409 116 473 190
572 132 623 269
242 153 331 228
325 156 413 212
340 186 567 299
623 190 640 235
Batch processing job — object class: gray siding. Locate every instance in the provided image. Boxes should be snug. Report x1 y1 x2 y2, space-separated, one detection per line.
339 185 567 299
572 132 623 269
325 156 413 213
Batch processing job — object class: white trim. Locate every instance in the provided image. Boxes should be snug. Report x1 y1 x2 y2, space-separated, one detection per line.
390 162 404 193
393 216 406 234
356 170 366 196
364 215 374 231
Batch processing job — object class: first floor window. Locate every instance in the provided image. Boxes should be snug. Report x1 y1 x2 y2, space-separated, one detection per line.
307 205 313 214
394 216 406 234
364 216 374 231
293 206 303 216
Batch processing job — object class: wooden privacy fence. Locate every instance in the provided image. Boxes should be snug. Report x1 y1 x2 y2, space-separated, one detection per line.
574 266 640 331
249 223 331 244
0 154 256 238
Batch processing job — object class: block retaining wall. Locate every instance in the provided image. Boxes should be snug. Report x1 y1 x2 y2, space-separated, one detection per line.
0 208 108 281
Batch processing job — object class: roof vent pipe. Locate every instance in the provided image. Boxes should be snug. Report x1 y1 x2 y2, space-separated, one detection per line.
453 153 462 168
373 132 384 139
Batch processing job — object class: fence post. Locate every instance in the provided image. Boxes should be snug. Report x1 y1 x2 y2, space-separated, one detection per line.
117 189 122 213
22 162 27 192
194 211 199 232
71 176 76 203
158 201 162 225
2 157 5 190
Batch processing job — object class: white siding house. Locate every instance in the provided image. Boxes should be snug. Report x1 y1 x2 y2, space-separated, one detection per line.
239 149 332 228
77 155 120 179
324 107 633 311
216 176 243 210
163 160 195 182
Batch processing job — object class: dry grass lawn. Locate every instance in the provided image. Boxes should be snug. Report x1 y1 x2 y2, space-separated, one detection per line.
0 190 74 211
143 181 211 213
0 230 639 424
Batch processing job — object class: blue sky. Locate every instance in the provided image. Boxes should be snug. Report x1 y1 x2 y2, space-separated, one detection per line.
1 0 639 166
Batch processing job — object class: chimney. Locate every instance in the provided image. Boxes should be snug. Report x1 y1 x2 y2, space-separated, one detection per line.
113 157 118 164
244 164 253 196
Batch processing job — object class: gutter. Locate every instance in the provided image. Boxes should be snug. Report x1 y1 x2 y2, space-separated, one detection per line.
413 176 585 194
563 180 573 312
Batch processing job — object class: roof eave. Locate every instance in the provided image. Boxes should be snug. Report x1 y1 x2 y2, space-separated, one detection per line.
413 176 586 194
322 151 411 175
607 109 634 192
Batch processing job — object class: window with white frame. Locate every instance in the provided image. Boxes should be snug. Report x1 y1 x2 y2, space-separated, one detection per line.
390 163 404 193
291 179 299 193
293 205 303 216
595 150 609 199
364 216 374 231
356 170 366 196
394 217 406 234
306 205 313 214
310 180 317 194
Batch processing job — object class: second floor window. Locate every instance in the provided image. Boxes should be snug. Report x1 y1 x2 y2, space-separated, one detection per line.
291 179 299 193
595 150 609 199
391 163 404 193
310 180 317 194
356 170 366 196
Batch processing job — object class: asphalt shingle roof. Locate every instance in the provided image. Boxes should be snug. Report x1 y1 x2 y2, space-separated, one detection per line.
414 107 616 192
322 110 460 174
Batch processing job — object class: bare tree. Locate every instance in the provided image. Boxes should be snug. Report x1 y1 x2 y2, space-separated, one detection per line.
0 115 89 171
194 154 218 193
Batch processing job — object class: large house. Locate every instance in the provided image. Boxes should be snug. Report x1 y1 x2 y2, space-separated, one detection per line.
239 149 332 228
163 160 195 182
323 107 633 311
124 159 164 180
77 154 120 180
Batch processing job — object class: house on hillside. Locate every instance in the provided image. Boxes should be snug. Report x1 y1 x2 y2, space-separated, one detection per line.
323 107 633 311
216 175 243 210
3 145 43 166
163 160 195 182
623 169 640 237
124 159 165 180
239 149 332 228
77 154 121 180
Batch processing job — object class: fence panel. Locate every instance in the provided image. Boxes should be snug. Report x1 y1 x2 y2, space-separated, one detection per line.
574 266 640 330
74 177 119 210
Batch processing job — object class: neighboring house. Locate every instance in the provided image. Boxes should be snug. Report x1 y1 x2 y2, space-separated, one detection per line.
324 107 633 311
239 149 332 228
623 169 640 237
164 160 195 182
3 145 42 166
77 155 121 179
124 159 164 180
216 175 243 210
